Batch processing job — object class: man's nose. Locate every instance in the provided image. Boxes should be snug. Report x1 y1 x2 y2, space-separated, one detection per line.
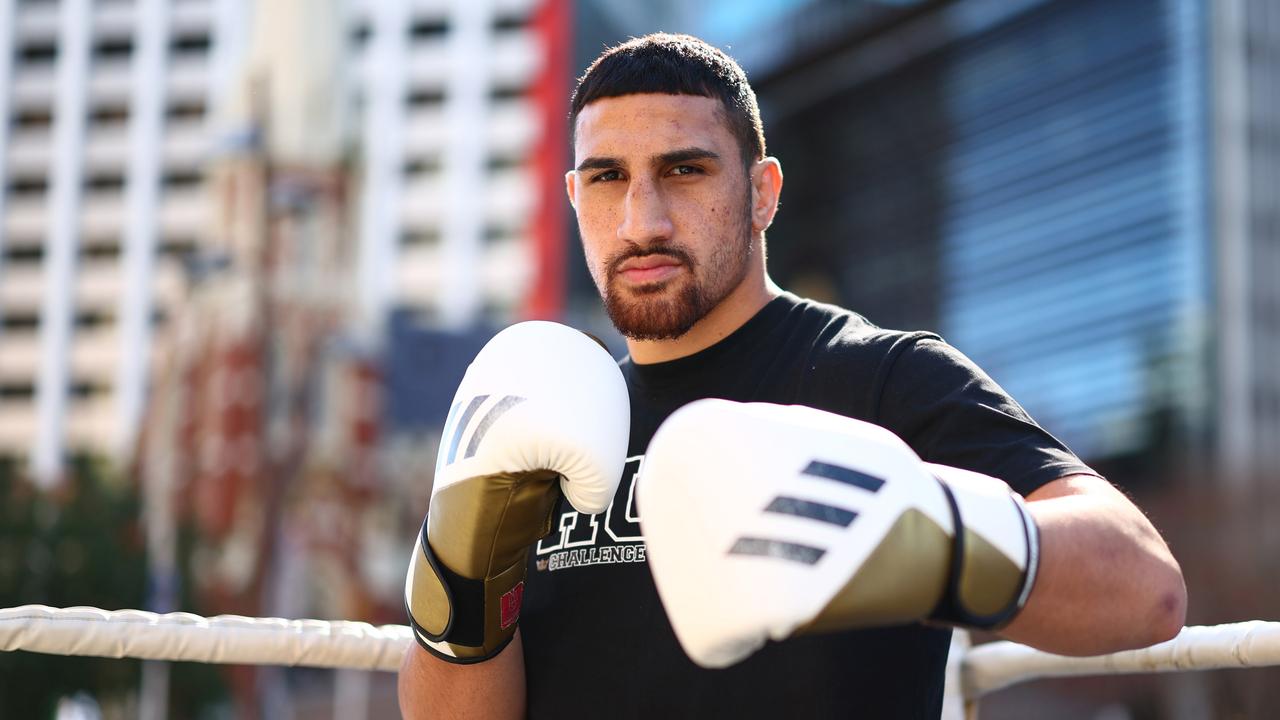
618 178 674 244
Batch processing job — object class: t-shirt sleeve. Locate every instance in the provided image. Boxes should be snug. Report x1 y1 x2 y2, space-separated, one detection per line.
874 337 1100 498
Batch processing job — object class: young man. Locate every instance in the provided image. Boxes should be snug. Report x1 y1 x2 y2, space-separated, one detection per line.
400 33 1185 718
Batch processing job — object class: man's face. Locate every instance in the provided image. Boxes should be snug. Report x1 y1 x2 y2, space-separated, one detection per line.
568 94 756 340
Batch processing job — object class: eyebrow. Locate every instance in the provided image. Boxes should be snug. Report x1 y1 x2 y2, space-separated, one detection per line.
657 147 721 165
574 147 721 173
575 156 622 173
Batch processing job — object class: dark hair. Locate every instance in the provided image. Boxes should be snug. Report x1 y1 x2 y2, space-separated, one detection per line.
570 33 766 167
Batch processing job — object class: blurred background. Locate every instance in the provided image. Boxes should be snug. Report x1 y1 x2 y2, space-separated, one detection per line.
0 0 1276 717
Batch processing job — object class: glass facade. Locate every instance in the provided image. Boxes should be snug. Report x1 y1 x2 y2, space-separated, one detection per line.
938 0 1210 458
762 0 1211 460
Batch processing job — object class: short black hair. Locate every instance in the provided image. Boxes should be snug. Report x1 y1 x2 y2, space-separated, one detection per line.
570 33 766 167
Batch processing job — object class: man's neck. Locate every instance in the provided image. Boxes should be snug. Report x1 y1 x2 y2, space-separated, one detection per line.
625 273 782 365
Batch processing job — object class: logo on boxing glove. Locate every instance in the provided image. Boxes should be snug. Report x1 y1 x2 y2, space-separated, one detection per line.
499 582 524 630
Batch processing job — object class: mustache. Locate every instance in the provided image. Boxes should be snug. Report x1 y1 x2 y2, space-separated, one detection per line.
605 245 696 280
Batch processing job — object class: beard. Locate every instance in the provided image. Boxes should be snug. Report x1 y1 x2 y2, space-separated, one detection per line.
600 200 754 341
602 246 712 341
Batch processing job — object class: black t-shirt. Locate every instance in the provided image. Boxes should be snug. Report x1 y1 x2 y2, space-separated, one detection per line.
521 292 1095 719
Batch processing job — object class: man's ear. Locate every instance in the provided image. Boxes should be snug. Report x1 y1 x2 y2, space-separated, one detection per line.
750 157 783 234
565 170 578 210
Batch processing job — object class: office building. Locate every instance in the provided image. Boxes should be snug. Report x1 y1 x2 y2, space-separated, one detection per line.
0 0 566 481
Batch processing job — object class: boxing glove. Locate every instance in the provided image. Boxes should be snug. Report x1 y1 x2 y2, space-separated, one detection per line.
405 322 630 663
638 399 1038 668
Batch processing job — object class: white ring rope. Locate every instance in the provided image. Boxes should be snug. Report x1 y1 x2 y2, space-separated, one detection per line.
962 621 1280 699
0 605 413 672
3 606 1279 698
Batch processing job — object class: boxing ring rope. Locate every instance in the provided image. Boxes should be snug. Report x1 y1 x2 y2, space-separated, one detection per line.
961 620 1280 698
3 605 1280 714
0 605 413 673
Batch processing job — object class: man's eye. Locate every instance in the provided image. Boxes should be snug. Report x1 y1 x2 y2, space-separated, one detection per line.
669 165 702 176
591 170 623 183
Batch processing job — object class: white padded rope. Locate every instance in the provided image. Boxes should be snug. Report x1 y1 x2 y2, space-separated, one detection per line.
963 621 1280 699
0 605 413 672
5 606 1280 695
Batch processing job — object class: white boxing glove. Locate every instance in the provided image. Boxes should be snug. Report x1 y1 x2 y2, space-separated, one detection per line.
638 399 1038 668
405 321 630 663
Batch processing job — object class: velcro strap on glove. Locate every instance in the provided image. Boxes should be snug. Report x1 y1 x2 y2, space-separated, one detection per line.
927 465 1040 629
405 526 528 663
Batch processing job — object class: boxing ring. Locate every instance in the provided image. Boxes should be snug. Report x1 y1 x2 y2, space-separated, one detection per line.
2 605 1279 718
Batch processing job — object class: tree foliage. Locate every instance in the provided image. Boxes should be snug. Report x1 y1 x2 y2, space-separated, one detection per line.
0 455 147 716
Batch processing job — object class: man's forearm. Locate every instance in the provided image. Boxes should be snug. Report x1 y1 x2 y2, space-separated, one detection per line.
399 632 527 720
998 475 1186 656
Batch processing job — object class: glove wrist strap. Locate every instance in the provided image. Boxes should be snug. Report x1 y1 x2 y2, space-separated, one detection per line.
405 523 526 664
928 478 1039 630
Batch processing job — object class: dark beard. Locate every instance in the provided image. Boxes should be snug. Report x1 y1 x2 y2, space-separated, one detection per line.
601 230 751 340
603 254 713 340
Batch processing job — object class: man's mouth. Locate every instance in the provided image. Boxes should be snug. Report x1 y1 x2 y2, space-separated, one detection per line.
615 254 684 284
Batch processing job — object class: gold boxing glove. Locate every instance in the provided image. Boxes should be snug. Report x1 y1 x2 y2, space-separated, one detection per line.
405 322 629 663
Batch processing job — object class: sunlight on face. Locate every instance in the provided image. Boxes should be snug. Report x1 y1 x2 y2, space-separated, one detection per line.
570 94 755 340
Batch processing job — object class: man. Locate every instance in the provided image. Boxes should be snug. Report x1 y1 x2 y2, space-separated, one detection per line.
400 33 1185 718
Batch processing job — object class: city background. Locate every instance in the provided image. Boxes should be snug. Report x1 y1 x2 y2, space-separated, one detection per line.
0 0 1277 717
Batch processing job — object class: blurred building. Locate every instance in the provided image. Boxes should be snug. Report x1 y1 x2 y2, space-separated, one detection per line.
0 0 567 485
0 0 211 474
754 0 1218 467
1213 0 1280 481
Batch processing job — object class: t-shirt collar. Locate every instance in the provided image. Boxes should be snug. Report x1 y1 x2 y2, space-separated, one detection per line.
622 292 799 388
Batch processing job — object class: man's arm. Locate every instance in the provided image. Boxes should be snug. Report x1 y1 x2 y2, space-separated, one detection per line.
398 631 526 720
998 474 1186 656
